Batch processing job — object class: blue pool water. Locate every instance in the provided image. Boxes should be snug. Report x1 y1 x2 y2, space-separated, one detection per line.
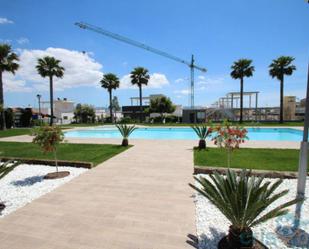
64 127 303 141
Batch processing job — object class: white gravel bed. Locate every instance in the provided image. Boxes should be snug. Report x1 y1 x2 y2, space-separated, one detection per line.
194 174 309 249
0 164 88 217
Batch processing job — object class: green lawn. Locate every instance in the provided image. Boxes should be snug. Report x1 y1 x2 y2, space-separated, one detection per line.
0 142 130 166
194 147 308 172
0 128 31 138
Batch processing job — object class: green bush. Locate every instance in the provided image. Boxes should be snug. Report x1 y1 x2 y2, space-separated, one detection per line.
119 117 135 124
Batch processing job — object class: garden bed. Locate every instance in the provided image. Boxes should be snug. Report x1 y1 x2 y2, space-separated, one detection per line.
194 174 309 249
0 164 87 217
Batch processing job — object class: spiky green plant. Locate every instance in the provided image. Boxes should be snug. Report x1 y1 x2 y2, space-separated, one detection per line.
190 169 302 248
191 125 212 149
116 124 137 146
0 160 19 180
0 160 20 213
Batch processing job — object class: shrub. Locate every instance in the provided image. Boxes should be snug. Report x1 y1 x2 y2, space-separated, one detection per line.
116 124 137 146
212 120 248 167
190 169 302 248
32 125 64 173
191 125 213 149
119 117 135 124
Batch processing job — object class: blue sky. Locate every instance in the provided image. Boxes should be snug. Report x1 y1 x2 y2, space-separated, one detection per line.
0 0 308 109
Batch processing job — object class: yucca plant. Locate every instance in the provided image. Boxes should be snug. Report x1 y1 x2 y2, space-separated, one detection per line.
0 160 20 213
191 125 212 149
116 124 137 146
190 169 302 249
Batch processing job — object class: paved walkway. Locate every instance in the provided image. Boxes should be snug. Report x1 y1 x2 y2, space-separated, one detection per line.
0 140 196 249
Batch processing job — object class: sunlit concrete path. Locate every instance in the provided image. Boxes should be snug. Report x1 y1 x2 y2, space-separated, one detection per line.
0 140 196 249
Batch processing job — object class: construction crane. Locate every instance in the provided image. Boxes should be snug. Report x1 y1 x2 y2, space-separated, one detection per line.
75 22 207 108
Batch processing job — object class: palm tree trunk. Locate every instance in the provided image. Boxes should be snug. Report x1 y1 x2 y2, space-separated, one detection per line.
280 77 284 123
240 77 244 123
0 71 6 130
49 76 54 126
139 85 143 123
109 90 113 123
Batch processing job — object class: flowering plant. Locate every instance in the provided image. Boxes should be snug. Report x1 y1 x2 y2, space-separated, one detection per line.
32 125 64 173
212 121 248 167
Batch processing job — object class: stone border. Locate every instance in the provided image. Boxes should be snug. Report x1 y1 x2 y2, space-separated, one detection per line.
194 166 309 179
0 157 93 169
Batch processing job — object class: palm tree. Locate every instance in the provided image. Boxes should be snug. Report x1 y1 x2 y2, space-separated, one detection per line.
190 169 302 248
116 124 137 146
269 56 296 123
130 67 150 122
100 73 120 123
0 44 19 130
191 125 212 149
231 59 255 123
36 56 64 126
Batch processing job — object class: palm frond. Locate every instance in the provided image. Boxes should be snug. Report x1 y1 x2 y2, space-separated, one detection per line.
191 125 212 139
0 160 20 179
190 169 303 230
116 124 138 139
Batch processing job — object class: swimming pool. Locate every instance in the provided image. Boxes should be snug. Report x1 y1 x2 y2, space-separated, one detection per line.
64 127 303 141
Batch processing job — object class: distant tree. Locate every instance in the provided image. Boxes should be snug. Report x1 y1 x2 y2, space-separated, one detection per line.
130 67 150 123
149 96 175 121
36 56 65 126
74 104 95 123
230 59 255 124
0 44 19 130
269 56 296 123
111 96 120 112
20 108 32 127
100 73 120 123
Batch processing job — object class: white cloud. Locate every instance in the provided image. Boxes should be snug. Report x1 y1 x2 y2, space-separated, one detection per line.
175 78 185 83
2 47 103 93
17 37 29 45
174 89 190 95
0 39 12 44
120 73 169 89
0 17 14 24
197 75 225 86
2 74 32 93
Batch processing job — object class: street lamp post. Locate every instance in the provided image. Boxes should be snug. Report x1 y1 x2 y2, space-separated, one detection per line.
36 94 42 120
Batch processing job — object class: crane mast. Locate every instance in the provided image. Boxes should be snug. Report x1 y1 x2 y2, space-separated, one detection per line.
75 21 206 108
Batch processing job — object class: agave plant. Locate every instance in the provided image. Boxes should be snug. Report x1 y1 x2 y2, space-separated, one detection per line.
191 125 212 149
0 160 20 213
190 169 302 249
116 124 137 146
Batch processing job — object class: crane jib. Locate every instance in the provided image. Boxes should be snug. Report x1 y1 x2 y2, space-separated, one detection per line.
74 22 206 72
75 21 207 108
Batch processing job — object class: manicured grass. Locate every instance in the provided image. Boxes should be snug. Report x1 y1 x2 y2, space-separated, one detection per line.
0 128 31 138
0 142 130 166
194 147 308 172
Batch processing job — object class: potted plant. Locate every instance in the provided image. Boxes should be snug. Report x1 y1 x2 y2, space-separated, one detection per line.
32 125 69 179
190 169 303 249
0 160 20 214
212 121 248 167
191 125 213 149
116 124 137 146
